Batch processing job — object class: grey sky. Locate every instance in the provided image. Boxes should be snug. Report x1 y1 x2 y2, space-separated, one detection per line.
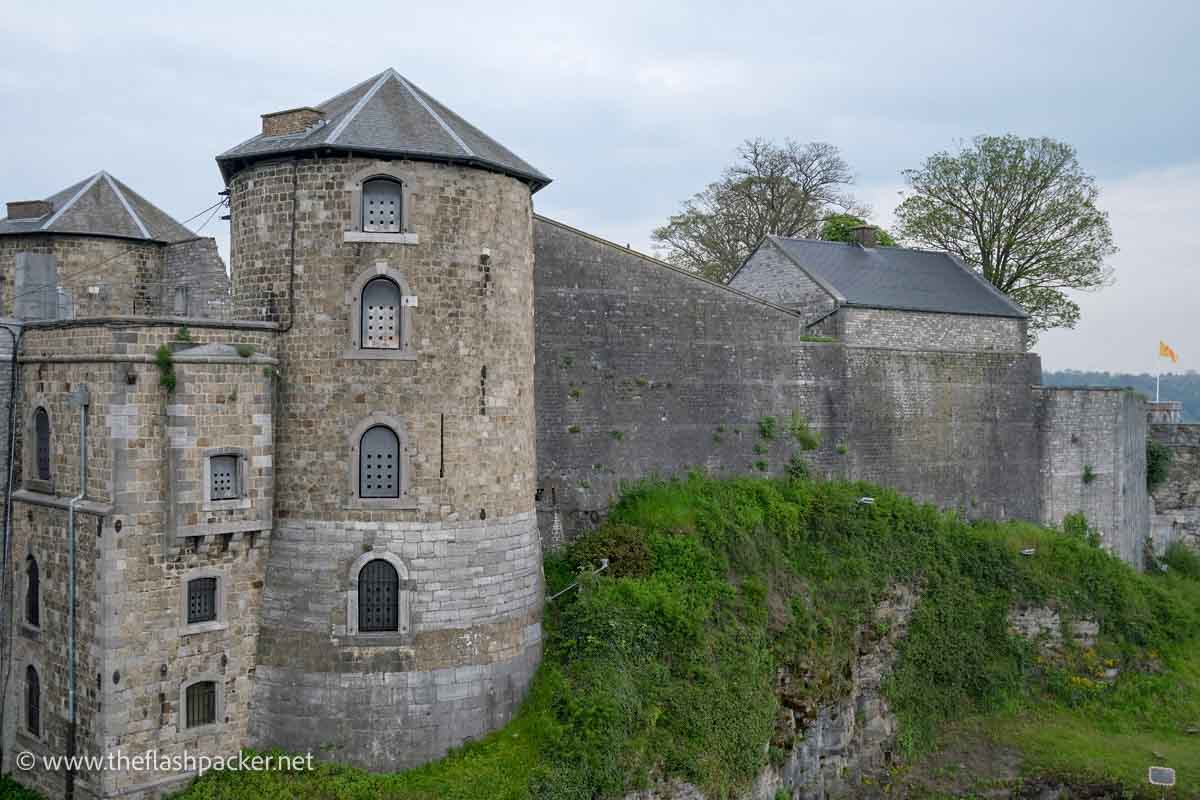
2 1 1196 374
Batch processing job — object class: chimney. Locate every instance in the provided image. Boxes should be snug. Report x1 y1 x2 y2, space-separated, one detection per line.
260 107 325 137
849 225 878 248
6 200 52 220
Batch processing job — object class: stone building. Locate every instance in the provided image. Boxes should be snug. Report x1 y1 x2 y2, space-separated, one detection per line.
0 67 1187 799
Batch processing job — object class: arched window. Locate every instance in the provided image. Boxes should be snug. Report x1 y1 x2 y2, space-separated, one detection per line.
34 407 50 481
26 666 40 736
358 559 399 632
359 425 400 498
25 556 39 628
362 178 403 233
360 277 401 350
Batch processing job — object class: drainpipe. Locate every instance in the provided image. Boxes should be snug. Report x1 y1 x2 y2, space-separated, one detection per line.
0 323 21 771
65 384 89 800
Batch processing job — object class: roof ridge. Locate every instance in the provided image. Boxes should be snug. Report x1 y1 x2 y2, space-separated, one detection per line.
325 70 393 145
102 173 151 239
765 235 846 303
40 172 104 231
394 72 474 157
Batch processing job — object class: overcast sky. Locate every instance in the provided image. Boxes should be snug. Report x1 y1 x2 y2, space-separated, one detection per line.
2 1 1196 374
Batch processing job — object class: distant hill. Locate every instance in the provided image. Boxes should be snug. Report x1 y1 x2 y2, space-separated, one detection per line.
1041 370 1200 422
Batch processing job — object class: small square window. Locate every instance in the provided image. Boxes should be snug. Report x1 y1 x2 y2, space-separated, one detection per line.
187 577 218 624
186 681 217 728
210 455 240 501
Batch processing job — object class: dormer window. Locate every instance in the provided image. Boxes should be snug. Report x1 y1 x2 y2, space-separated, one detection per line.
362 178 403 233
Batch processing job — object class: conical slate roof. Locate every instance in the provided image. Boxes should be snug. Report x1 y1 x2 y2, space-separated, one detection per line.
0 172 198 243
217 69 550 190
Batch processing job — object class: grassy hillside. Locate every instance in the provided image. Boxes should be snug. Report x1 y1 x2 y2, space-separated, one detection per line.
1042 369 1200 421
5 475 1198 799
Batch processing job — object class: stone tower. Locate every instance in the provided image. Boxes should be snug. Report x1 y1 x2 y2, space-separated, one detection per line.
217 69 548 769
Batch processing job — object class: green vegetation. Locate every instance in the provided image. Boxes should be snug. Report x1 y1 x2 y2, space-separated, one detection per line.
787 411 820 451
754 460 768 472
0 775 43 799
609 430 624 441
144 478 1200 798
155 344 177 393
567 424 581 434
1082 464 1097 484
819 213 896 246
798 334 836 343
1147 439 1172 492
235 343 256 358
757 416 777 440
176 324 193 343
568 386 582 399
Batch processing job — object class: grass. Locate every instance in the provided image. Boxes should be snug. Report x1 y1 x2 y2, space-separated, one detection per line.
12 475 1199 800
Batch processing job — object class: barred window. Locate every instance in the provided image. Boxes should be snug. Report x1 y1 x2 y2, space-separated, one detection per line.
210 455 240 501
187 577 217 625
361 277 401 350
185 681 217 728
26 666 40 736
25 556 39 628
359 425 400 498
362 178 403 233
34 407 50 481
358 559 399 632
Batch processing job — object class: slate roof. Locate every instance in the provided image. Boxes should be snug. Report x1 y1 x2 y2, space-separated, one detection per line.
0 172 198 243
758 236 1027 318
217 69 550 190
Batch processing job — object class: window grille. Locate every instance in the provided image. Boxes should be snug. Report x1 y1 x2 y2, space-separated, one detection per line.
362 178 403 233
26 666 40 736
25 557 39 627
359 425 400 498
34 408 50 481
361 277 401 350
210 455 239 501
186 681 217 728
358 559 399 632
187 577 218 624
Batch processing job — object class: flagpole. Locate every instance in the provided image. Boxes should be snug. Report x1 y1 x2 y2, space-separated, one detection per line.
1157 370 1160 402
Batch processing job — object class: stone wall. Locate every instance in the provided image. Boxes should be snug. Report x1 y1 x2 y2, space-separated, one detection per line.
0 234 164 319
228 154 543 771
1036 387 1150 566
728 238 837 321
1 321 277 799
834 306 1026 353
1150 423 1200 554
533 219 1046 545
162 238 231 319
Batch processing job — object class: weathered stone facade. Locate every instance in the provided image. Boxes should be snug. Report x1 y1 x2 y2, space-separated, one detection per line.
228 155 543 771
1150 422 1200 554
1035 387 1150 566
833 306 1027 352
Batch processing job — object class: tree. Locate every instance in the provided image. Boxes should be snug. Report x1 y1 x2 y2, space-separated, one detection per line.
819 213 896 246
894 135 1116 339
652 139 858 283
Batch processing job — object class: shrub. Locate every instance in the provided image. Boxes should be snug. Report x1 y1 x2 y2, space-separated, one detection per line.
1147 440 1172 492
788 411 820 450
155 344 176 393
235 343 256 358
1082 464 1097 484
758 416 778 440
175 324 192 342
1162 541 1200 579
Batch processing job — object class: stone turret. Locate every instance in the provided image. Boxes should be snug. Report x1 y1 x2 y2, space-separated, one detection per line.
219 69 548 769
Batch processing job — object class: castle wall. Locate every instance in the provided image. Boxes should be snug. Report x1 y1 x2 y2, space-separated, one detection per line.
533 219 1044 545
1036 387 1150 566
0 235 165 319
1149 423 1200 554
834 307 1026 353
1 322 276 799
162 237 231 319
229 155 542 771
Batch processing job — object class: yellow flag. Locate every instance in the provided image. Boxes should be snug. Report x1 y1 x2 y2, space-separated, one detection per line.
1159 340 1179 363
